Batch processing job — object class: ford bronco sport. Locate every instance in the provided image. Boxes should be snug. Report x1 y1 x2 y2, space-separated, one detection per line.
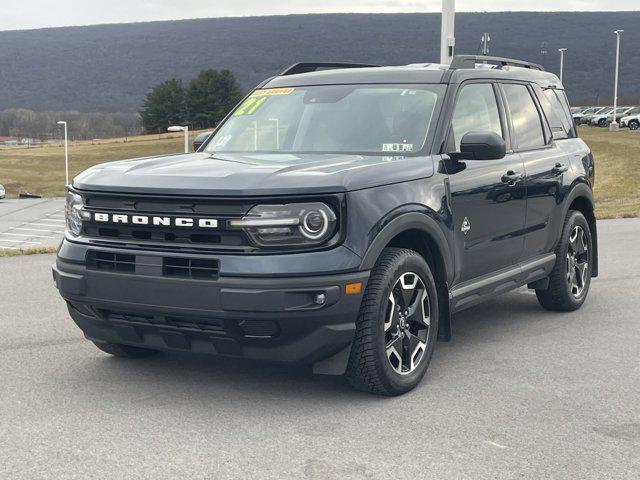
53 56 597 395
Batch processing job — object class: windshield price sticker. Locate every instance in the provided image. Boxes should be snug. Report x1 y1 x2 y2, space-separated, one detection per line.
233 97 268 116
250 88 295 97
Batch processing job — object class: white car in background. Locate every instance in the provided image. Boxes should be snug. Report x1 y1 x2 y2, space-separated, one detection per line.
620 114 640 130
0 184 5 199
591 106 639 127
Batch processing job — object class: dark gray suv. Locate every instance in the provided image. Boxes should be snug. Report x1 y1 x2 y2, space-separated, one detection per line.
54 56 597 395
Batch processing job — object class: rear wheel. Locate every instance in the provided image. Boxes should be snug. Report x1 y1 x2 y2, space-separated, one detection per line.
346 248 438 396
629 120 639 131
536 211 593 311
93 342 159 358
598 118 608 127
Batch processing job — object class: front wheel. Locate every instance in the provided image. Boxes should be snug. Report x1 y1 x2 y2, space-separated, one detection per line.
346 248 438 396
536 211 593 311
629 120 639 131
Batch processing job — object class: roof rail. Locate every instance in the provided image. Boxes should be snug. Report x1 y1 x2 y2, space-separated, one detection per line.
450 55 545 72
279 62 381 76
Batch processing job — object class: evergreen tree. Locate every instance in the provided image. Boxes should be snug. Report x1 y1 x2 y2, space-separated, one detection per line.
139 79 187 133
186 70 243 129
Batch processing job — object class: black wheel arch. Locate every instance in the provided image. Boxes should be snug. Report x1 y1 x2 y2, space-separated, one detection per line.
560 182 598 277
359 211 454 341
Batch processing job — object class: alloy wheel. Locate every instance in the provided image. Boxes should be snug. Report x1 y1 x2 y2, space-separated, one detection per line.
566 226 589 297
384 272 431 375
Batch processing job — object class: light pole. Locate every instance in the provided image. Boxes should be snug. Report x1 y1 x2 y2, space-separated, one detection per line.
440 0 455 65
168 125 189 153
610 29 624 131
57 121 69 186
558 48 567 82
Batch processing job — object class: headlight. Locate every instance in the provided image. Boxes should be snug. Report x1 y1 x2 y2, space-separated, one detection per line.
230 203 338 248
65 191 89 236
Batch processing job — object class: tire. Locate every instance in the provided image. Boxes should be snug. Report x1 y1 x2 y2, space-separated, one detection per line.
598 119 607 127
536 210 593 311
346 248 439 396
93 341 159 358
629 120 639 131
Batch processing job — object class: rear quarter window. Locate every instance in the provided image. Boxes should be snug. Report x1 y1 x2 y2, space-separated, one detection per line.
540 87 576 139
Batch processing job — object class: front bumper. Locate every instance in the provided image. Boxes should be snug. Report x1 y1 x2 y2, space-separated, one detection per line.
53 240 369 368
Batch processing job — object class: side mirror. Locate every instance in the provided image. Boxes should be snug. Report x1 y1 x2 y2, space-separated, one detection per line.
458 131 506 160
193 131 214 152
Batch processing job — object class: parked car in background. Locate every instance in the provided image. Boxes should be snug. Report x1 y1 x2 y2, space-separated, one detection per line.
193 131 214 151
0 183 5 199
620 113 640 130
611 106 640 126
576 106 609 125
591 106 640 127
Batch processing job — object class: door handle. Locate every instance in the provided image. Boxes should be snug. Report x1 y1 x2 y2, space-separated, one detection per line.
552 163 569 175
501 171 524 185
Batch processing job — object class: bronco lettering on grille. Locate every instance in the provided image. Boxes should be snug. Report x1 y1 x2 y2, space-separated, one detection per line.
93 213 218 229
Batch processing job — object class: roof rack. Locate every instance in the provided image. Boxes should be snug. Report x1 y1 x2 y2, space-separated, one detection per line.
450 55 545 72
279 62 381 76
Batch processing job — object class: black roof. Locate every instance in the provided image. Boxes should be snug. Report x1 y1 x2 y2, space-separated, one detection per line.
264 56 563 90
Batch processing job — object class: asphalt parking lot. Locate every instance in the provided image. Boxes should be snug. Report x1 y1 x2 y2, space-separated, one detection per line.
0 197 65 250
0 218 638 479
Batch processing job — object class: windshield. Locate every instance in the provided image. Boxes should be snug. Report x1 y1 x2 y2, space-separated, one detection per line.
205 85 443 155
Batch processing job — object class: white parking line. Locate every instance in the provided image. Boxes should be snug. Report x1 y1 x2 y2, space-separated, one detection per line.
0 239 42 244
13 227 64 233
31 222 66 228
1 233 54 238
0 246 19 250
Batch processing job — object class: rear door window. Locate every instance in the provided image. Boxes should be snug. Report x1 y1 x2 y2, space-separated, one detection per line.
501 83 546 151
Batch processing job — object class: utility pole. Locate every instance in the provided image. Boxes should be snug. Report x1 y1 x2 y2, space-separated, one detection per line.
610 29 624 131
57 121 69 186
440 0 455 65
168 125 189 153
558 48 567 82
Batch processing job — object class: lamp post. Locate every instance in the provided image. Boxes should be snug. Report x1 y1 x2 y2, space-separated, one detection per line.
610 29 624 131
168 125 189 153
57 121 69 186
558 48 567 82
440 0 455 65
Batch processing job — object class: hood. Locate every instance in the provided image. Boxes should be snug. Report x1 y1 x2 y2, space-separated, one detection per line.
73 152 436 196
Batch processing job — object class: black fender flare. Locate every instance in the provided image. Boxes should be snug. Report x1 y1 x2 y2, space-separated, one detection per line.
560 182 598 277
359 210 454 341
360 211 453 282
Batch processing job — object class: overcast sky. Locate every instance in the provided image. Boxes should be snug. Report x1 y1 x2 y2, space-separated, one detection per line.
1 0 638 31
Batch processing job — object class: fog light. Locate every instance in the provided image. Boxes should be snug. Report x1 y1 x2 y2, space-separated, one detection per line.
313 293 326 305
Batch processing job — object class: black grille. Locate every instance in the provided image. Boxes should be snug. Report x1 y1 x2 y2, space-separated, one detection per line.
81 193 255 251
163 257 219 279
237 320 280 338
100 310 227 336
86 250 219 280
87 251 136 273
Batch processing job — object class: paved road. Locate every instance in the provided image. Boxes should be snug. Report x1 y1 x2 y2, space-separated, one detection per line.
0 197 65 250
0 219 638 479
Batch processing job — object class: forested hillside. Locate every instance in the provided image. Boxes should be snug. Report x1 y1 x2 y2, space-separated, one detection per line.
1 12 638 112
